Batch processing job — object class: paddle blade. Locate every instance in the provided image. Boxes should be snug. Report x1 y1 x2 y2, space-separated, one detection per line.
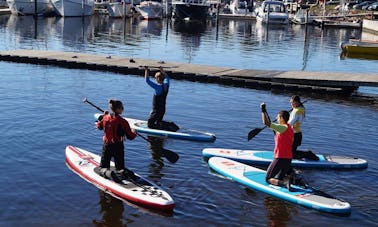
247 128 263 141
162 148 179 163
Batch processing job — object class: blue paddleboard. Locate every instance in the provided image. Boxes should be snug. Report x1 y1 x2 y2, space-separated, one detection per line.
94 113 216 142
203 148 368 169
208 157 351 214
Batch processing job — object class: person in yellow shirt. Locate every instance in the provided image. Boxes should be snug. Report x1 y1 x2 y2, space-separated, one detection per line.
288 95 319 161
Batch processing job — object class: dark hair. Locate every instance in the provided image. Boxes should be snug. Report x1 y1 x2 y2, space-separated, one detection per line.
291 95 304 108
279 110 290 123
108 99 123 112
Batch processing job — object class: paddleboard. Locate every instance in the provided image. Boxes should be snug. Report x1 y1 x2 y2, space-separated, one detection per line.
65 145 175 211
208 157 351 214
203 148 368 169
94 113 216 142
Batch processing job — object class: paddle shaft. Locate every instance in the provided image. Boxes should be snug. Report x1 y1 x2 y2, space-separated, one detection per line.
83 98 105 113
83 98 179 163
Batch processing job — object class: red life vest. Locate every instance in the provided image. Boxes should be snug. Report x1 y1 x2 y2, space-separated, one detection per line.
97 114 136 144
274 123 294 159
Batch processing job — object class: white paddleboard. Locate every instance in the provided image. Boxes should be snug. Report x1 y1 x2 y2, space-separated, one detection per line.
65 145 175 211
94 113 216 142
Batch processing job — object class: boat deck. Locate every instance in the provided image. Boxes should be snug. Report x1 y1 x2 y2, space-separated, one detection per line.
0 49 377 95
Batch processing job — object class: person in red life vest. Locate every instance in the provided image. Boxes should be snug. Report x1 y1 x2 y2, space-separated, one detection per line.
96 99 137 178
261 103 294 191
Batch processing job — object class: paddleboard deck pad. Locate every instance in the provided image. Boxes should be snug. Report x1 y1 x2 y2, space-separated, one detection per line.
208 157 351 214
65 145 175 211
94 113 216 142
203 148 368 169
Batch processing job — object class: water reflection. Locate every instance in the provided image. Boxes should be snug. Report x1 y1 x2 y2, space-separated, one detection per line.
264 196 297 227
138 20 163 36
172 20 208 34
6 15 56 41
93 190 126 227
52 17 94 49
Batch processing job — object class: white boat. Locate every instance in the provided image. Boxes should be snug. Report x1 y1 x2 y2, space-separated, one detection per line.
229 0 251 15
6 0 55 15
255 1 289 25
291 8 315 24
136 0 163 20
52 0 95 16
171 0 209 22
107 0 133 17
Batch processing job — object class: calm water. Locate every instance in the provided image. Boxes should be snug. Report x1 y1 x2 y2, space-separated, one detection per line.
0 14 377 227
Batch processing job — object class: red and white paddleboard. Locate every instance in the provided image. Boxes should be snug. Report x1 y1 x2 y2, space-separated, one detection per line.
65 145 175 211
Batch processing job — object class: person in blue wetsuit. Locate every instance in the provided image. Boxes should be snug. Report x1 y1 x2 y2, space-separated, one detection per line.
145 66 170 129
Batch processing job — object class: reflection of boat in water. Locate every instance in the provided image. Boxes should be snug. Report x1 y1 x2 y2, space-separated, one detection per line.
340 39 378 59
51 0 95 16
6 0 55 15
6 14 57 39
136 0 163 20
171 0 210 22
255 1 289 25
138 19 162 35
172 19 207 34
52 16 94 47
107 0 134 18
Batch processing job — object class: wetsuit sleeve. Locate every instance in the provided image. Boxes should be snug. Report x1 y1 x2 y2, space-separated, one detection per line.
96 118 104 130
146 77 162 95
121 119 137 140
270 123 287 134
163 74 170 91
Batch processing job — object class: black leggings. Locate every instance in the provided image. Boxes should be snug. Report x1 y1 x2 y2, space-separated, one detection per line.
292 132 302 159
148 108 165 128
100 142 125 171
266 158 292 182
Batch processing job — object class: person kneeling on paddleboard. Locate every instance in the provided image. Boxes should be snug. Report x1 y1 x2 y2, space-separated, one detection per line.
145 66 170 129
288 95 319 161
96 99 137 181
261 103 294 191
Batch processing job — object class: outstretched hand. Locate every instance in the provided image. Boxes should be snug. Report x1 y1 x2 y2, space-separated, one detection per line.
260 103 267 113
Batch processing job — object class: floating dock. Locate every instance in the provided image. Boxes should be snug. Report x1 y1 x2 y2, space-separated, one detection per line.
0 49 377 95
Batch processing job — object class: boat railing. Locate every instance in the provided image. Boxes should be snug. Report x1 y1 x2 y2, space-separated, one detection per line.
172 0 209 5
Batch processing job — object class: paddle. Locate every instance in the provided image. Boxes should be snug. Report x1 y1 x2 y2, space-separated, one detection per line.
83 98 179 163
247 100 308 141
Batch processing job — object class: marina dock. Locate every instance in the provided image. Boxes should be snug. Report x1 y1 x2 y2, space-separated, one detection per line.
0 49 377 95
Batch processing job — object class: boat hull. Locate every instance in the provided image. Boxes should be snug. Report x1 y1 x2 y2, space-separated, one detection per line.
7 0 55 15
172 3 209 21
136 1 162 19
107 2 133 17
52 0 94 16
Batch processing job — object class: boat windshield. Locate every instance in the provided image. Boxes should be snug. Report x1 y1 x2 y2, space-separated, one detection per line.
263 3 285 13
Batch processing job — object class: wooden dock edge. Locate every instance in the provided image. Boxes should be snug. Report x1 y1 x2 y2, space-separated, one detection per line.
1 49 376 96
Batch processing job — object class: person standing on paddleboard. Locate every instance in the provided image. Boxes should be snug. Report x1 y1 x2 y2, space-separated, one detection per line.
288 95 318 161
261 103 294 191
96 99 137 178
145 66 170 129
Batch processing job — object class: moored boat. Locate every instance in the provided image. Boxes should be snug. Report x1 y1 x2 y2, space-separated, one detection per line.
7 0 55 15
107 0 134 18
136 0 163 20
171 0 210 22
254 0 289 25
340 39 378 56
52 0 95 16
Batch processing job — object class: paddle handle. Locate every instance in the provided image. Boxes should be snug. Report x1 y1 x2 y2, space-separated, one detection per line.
83 98 105 113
